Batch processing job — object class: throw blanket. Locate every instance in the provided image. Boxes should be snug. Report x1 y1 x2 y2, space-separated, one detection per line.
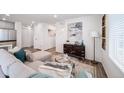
75 69 89 78
28 72 53 78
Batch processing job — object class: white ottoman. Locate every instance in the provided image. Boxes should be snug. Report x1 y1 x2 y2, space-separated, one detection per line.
26 51 52 62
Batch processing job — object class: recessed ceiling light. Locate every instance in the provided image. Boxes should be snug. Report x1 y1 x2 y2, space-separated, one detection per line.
32 21 35 24
5 14 10 16
27 26 32 30
54 14 58 18
2 18 6 20
31 21 35 26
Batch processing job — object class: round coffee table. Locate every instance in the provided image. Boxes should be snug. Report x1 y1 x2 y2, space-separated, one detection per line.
54 54 76 77
54 54 71 62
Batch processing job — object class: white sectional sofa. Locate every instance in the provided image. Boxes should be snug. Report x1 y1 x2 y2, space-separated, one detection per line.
0 49 72 78
0 49 54 78
0 49 37 78
0 49 90 78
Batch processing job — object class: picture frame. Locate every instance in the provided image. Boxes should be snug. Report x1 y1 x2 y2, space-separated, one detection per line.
67 22 82 44
102 15 106 50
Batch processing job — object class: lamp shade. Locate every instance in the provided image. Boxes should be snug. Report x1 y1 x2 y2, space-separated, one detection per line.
91 31 99 37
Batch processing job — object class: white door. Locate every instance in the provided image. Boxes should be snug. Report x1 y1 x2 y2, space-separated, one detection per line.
42 23 49 50
22 27 33 47
56 22 67 53
34 24 43 49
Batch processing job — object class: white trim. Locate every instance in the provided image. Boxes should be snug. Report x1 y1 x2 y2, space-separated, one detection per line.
109 55 124 74
0 44 12 50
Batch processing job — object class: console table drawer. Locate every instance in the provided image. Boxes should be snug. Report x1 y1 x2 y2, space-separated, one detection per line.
64 44 85 60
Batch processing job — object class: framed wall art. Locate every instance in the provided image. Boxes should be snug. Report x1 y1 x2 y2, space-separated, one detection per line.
67 22 82 44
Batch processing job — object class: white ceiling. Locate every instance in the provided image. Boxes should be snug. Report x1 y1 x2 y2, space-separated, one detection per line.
0 14 98 25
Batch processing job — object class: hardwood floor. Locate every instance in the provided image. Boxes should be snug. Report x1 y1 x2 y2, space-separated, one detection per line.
25 47 107 78
81 59 107 78
95 63 108 78
47 48 108 78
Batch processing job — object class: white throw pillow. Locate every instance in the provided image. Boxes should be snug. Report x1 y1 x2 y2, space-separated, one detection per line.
24 50 33 62
8 46 21 54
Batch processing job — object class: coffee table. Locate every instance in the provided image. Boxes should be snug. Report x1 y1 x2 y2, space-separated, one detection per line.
54 54 76 77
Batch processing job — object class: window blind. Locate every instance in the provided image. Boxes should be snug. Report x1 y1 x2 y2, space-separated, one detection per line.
109 14 124 72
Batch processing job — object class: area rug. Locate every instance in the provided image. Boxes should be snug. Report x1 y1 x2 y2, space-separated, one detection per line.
51 54 96 78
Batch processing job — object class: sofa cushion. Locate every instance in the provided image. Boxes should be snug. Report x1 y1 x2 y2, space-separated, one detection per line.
0 65 5 78
0 49 21 76
0 49 40 78
14 48 26 62
8 62 36 78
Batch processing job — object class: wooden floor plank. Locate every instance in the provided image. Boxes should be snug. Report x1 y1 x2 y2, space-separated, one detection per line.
47 48 108 78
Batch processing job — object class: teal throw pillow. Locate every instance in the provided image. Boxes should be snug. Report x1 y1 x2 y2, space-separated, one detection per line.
14 48 26 62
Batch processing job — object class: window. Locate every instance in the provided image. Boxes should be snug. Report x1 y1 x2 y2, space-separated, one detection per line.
109 15 124 72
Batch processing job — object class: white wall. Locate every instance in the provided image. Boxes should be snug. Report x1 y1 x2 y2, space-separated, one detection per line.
56 22 67 53
56 15 102 62
22 26 33 47
101 15 124 77
47 25 56 49
15 22 34 48
14 22 55 49
15 22 22 48
81 15 102 62
102 51 124 77
33 23 55 50
15 22 55 49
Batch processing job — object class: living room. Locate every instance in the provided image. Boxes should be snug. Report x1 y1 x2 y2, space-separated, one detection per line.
0 14 123 78
1 0 124 93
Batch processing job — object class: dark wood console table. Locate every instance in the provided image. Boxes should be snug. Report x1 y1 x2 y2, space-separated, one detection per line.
64 44 85 60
